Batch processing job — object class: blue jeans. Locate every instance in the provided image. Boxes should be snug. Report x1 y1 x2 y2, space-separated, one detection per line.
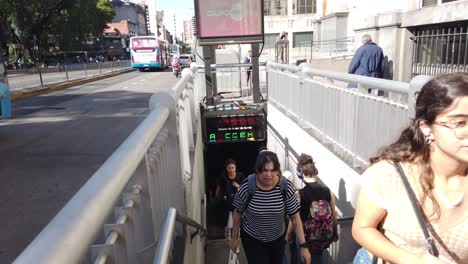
353 248 373 264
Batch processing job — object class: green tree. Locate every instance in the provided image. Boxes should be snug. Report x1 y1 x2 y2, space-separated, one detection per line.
52 0 114 51
176 38 191 54
0 0 75 62
0 0 114 63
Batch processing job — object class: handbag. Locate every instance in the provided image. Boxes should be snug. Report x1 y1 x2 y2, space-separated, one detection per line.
393 161 439 257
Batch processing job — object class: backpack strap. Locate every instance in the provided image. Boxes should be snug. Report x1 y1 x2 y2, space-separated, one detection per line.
243 174 256 213
279 176 289 205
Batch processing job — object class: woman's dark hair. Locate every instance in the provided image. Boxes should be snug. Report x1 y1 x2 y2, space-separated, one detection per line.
255 150 281 173
371 72 468 218
298 153 318 177
224 158 237 171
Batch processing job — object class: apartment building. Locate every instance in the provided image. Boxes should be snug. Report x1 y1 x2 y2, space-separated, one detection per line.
263 0 468 81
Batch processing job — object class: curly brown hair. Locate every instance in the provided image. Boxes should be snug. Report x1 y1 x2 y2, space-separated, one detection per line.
297 153 318 177
370 72 468 219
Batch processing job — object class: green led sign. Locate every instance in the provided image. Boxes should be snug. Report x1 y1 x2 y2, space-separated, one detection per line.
205 115 265 143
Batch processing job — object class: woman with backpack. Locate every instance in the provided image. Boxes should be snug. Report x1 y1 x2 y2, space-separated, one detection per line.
287 153 338 264
352 72 468 263
230 150 311 264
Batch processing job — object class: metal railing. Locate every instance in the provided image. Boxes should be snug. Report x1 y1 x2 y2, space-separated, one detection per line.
154 208 206 264
267 120 357 263
267 62 432 170
412 24 468 76
14 66 200 264
196 62 268 102
5 60 131 91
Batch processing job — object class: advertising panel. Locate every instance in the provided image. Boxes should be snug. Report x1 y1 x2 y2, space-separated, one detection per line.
195 0 263 45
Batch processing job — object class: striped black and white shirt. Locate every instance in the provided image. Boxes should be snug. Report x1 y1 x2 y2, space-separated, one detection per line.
232 179 299 242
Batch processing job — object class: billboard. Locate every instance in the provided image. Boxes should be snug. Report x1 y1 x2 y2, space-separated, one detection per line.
194 0 264 45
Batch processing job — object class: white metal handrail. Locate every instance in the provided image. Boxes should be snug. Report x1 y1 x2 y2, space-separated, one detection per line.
266 61 432 169
153 208 206 264
14 66 196 264
14 107 170 263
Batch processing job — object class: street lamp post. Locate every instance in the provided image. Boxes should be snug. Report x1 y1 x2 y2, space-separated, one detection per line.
33 43 44 88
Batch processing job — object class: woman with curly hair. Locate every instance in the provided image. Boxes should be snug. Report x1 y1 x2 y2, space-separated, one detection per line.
352 72 468 263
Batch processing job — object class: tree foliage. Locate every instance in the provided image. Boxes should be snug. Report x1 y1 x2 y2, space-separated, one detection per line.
0 0 114 63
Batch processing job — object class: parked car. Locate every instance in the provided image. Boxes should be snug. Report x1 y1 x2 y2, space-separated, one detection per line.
179 54 193 68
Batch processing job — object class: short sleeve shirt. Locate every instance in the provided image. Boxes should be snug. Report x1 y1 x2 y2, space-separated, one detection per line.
232 178 300 242
361 160 468 263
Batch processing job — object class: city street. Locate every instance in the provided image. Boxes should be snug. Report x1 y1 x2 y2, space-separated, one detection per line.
0 70 177 263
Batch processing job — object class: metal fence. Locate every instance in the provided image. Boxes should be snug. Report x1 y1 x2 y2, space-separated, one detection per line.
267 62 432 170
14 66 204 264
195 63 268 103
412 24 468 76
5 60 131 90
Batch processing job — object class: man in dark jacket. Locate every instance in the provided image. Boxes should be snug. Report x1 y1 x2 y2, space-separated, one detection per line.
348 34 384 78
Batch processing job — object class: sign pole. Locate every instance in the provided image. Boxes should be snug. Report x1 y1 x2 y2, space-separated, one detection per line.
251 43 261 103
202 45 217 105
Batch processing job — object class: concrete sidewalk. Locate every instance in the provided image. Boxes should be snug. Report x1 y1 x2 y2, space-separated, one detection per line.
10 68 136 101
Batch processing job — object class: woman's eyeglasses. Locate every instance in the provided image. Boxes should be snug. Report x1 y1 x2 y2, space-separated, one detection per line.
433 117 468 139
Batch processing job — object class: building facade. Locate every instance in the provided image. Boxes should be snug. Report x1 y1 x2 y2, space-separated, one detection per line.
110 0 148 36
145 0 158 35
262 0 468 81
183 20 194 44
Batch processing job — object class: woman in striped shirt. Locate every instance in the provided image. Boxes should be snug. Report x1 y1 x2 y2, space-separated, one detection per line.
230 150 311 264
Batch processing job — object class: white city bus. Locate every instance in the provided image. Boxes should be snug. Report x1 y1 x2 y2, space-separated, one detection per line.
130 36 169 71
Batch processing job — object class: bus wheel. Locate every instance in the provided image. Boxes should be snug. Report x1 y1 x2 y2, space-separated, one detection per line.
138 68 144 72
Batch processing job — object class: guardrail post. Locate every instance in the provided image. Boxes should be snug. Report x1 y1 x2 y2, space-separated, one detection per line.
408 75 432 119
126 160 155 257
84 63 88 78
37 67 43 88
149 88 185 235
99 62 102 74
65 65 69 80
116 203 139 263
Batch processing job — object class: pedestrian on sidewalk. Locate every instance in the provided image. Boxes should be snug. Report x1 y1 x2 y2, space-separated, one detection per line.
348 34 384 78
243 50 252 86
352 72 468 264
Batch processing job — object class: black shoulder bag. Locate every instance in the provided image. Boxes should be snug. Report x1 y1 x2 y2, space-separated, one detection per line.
393 161 439 257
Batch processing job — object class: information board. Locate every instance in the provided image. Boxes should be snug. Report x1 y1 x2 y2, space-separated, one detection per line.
205 114 266 143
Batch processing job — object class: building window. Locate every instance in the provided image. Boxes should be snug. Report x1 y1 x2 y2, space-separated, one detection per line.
411 24 468 76
293 32 313 48
264 33 278 48
264 0 288 16
293 0 317 14
421 0 461 7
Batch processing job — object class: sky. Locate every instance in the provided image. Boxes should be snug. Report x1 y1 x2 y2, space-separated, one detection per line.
157 0 195 20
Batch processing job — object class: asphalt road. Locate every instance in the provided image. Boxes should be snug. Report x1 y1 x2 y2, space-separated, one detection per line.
0 69 178 263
